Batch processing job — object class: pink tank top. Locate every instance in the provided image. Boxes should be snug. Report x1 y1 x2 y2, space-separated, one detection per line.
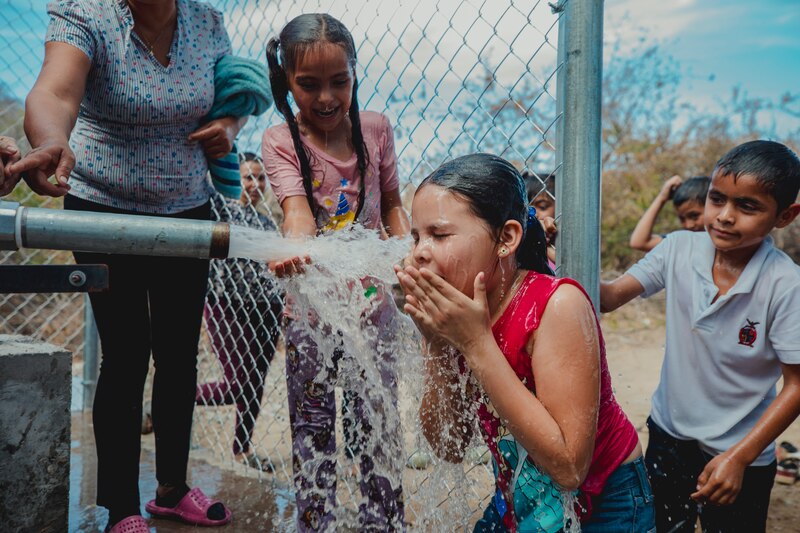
480 271 639 524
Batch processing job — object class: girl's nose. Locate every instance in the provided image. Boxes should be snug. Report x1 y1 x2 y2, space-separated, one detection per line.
412 239 432 266
319 87 334 105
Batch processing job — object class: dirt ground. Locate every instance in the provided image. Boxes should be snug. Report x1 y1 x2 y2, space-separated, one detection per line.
68 292 800 531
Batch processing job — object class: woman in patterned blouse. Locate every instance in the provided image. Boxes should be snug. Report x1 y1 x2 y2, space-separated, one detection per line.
11 1 243 530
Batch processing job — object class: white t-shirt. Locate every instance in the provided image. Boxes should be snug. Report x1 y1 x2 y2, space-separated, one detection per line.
627 231 800 465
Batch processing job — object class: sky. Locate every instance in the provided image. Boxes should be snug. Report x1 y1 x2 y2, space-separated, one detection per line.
605 0 800 134
1 0 798 163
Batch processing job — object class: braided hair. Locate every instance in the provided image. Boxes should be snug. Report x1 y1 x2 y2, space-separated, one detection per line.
266 14 369 223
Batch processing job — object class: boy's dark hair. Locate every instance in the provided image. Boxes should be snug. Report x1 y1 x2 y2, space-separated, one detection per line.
672 176 710 207
419 154 553 275
265 14 369 222
523 170 556 203
713 140 800 212
241 151 260 163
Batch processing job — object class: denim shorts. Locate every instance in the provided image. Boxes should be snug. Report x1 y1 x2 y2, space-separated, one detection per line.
581 456 656 533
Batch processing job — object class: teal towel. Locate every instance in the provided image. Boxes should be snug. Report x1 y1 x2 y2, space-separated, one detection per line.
208 55 273 120
208 145 241 199
207 55 272 198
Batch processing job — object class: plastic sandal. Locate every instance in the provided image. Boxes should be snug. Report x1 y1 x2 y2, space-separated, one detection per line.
145 487 232 526
108 515 150 533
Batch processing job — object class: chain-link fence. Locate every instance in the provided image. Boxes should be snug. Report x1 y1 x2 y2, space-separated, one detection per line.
0 0 604 529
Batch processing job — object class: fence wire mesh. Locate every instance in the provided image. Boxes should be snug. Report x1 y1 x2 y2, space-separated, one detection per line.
1 0 565 529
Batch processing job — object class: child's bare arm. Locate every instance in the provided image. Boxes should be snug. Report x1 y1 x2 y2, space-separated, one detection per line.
599 274 645 313
629 175 683 252
268 196 317 277
380 187 411 238
692 363 800 506
399 267 599 489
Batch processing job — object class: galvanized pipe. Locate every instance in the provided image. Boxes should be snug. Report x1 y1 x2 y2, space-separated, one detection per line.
0 200 230 259
554 0 604 308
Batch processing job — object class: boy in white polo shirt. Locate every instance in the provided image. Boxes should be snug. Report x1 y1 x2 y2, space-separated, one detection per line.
600 140 800 533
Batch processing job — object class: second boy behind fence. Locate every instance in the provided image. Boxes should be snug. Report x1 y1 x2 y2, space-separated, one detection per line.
600 140 800 533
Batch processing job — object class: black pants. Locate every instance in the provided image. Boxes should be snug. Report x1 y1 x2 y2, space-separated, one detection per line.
644 417 776 533
65 195 211 515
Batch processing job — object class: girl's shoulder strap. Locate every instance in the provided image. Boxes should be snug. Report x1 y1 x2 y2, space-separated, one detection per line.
493 273 593 384
496 272 592 338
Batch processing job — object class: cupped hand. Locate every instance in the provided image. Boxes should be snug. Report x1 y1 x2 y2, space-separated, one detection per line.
189 117 238 159
268 255 311 278
690 450 746 506
6 140 73 197
394 265 492 355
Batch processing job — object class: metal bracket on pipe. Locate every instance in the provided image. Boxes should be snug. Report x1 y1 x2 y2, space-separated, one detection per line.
0 264 109 293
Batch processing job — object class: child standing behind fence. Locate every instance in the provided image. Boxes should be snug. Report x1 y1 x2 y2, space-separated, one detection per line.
525 170 557 265
629 175 710 252
196 153 283 472
262 14 410 532
601 140 800 532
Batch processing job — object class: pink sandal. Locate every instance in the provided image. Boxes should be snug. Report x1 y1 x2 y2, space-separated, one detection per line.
145 487 232 526
108 515 150 533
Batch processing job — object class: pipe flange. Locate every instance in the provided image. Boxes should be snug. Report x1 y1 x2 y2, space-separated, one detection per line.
0 200 20 251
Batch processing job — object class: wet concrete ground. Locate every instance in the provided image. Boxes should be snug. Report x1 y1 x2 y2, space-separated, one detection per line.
69 412 295 532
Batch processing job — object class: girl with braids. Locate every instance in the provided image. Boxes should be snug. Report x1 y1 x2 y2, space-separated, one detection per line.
262 13 409 532
395 154 654 532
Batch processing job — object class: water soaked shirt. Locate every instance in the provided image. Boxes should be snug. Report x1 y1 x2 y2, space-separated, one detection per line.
478 272 639 531
46 0 231 213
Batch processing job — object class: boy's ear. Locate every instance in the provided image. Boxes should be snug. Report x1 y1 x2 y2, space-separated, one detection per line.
775 203 800 229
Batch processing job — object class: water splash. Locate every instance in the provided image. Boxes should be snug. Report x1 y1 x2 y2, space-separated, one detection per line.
227 224 579 532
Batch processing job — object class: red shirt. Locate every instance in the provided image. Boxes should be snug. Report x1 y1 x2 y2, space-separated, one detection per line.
478 271 639 527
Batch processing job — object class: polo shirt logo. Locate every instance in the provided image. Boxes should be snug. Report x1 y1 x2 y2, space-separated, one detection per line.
738 319 760 347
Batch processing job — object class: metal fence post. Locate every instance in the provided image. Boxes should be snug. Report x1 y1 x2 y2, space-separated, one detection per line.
82 294 99 411
555 0 604 307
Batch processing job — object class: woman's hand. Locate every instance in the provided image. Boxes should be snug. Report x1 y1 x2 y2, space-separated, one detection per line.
268 255 312 278
0 136 22 196
7 140 73 197
395 265 492 356
189 116 240 159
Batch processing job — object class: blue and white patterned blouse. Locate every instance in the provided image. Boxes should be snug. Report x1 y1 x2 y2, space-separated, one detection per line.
46 0 231 214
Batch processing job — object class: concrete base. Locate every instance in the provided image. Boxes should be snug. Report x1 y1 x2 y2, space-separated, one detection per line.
0 334 71 533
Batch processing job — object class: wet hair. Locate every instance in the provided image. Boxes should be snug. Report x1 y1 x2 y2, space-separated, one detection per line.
418 153 553 275
265 14 369 222
671 176 709 207
523 170 556 203
713 140 800 212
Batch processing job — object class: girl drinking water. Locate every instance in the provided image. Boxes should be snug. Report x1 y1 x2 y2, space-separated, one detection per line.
395 154 654 532
263 14 409 532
